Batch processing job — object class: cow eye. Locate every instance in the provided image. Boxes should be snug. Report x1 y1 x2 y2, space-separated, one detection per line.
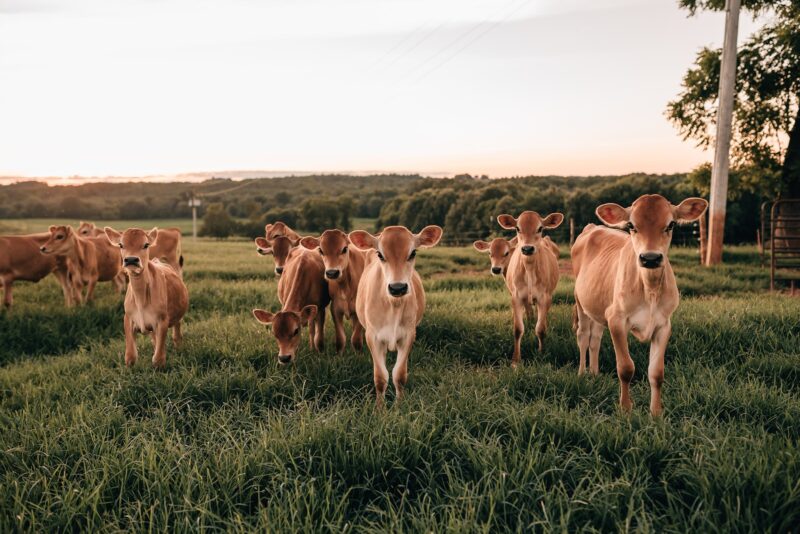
408 249 417 261
342 246 348 254
56 235 64 240
318 247 324 256
515 226 520 232
504 251 509 257
293 328 300 337
118 243 124 249
626 222 637 233
666 221 676 232
377 251 386 262
143 243 150 249
537 226 543 233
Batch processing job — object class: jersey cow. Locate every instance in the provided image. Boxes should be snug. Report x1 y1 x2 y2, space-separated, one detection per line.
497 211 563 366
300 230 367 352
571 194 707 415
40 225 104 305
349 225 443 405
255 235 301 276
252 248 330 364
105 227 189 368
473 237 517 277
0 233 71 309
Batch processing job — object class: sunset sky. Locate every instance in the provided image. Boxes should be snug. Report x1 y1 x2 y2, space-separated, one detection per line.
0 0 763 181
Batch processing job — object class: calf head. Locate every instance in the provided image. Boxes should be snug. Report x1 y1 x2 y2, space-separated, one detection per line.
255 235 299 276
349 225 443 298
596 194 708 270
473 237 517 276
40 225 75 255
78 221 97 237
252 305 317 364
497 211 563 260
300 229 350 280
265 221 301 242
104 227 158 276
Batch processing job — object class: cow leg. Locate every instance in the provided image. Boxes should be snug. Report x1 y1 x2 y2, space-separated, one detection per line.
575 302 591 375
53 269 73 307
366 333 389 407
648 322 670 417
588 321 604 376
308 318 316 350
314 307 326 352
152 321 169 369
172 321 183 348
332 306 346 353
1 278 11 310
608 316 634 412
123 315 138 367
85 277 98 303
392 331 415 402
113 272 126 293
351 315 364 352
511 296 525 368
534 294 552 353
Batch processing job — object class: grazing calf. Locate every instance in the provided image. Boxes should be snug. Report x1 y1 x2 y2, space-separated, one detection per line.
473 237 517 276
40 225 101 305
0 233 71 309
255 235 301 276
349 225 443 405
300 229 367 352
104 227 189 368
252 248 330 363
497 211 564 366
572 194 707 415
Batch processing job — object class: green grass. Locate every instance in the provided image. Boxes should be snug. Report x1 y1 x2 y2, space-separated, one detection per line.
1 234 799 532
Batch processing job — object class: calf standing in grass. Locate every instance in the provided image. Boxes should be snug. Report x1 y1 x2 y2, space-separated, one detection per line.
348 225 443 405
105 227 189 368
496 211 563 366
473 237 517 277
0 233 71 309
252 246 330 364
40 225 102 305
571 194 707 415
301 230 367 352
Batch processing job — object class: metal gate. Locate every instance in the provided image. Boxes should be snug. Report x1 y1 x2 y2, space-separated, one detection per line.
761 199 800 292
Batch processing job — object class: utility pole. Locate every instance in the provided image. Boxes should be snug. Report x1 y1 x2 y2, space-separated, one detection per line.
188 192 202 240
706 0 740 266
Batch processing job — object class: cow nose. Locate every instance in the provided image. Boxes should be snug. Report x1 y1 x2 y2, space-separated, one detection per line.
275 266 284 275
491 266 502 275
277 354 292 364
639 252 664 269
388 282 409 297
521 245 535 256
123 256 140 266
325 269 340 279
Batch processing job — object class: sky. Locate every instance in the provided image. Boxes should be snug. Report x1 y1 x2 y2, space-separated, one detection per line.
0 0 764 181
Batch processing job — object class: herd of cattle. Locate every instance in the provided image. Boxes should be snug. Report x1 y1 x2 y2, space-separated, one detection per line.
0 193 708 414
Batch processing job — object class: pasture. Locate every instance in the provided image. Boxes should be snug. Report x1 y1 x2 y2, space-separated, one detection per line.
1 227 799 532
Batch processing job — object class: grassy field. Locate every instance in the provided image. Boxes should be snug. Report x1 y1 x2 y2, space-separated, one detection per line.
1 229 799 532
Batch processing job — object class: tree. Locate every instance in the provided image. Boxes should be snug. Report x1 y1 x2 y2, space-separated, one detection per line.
199 203 236 238
667 0 800 197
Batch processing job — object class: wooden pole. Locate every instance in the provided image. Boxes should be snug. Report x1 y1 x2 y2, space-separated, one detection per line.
569 217 575 246
705 0 740 266
698 211 708 265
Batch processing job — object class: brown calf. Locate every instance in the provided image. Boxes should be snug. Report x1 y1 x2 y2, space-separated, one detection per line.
82 222 183 273
40 225 102 305
300 229 367 352
0 233 71 309
571 194 707 415
252 248 330 364
473 237 517 276
265 221 301 242
105 227 189 368
255 235 301 276
349 225 443 405
77 222 127 292
497 211 564 366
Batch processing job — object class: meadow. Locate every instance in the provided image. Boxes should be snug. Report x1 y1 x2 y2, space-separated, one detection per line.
1 222 799 532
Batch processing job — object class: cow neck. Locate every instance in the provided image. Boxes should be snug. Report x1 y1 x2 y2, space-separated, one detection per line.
66 234 88 271
128 262 154 307
280 255 307 312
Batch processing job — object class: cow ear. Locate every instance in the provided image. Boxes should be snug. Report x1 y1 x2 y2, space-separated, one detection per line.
264 224 273 237
497 214 517 230
64 226 73 236
254 237 272 255
300 305 317 325
542 213 564 229
348 230 378 250
596 203 629 228
300 236 319 250
674 197 708 223
104 227 122 246
147 227 159 246
48 225 57 233
416 225 443 248
252 309 275 324
473 240 490 252
508 236 518 248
